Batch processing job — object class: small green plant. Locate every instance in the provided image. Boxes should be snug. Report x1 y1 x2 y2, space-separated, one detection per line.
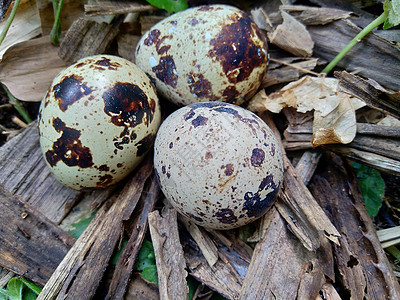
134 240 158 283
50 0 64 45
0 277 41 300
322 0 400 74
353 162 385 218
145 0 188 13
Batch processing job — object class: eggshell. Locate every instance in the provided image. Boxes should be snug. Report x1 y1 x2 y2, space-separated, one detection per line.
135 4 268 106
154 102 283 230
38 55 161 190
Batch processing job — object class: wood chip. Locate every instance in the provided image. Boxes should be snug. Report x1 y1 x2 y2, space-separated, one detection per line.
0 186 75 286
0 123 81 223
59 17 122 63
309 153 400 299
281 5 353 25
84 0 156 16
179 217 219 268
106 176 160 300
148 208 188 300
125 275 159 300
269 10 314 57
335 71 400 119
37 158 153 300
239 206 333 299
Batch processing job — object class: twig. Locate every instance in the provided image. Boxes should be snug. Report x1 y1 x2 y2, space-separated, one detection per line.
0 0 20 46
269 57 321 77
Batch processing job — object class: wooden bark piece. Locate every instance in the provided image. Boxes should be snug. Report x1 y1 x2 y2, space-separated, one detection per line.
239 207 334 300
184 245 242 300
0 36 69 102
269 10 314 57
280 5 353 25
309 153 400 299
58 17 121 63
126 275 159 300
0 123 81 223
37 158 153 300
0 186 75 286
106 176 160 300
335 71 400 119
148 208 188 300
179 217 218 267
308 19 400 91
85 0 155 16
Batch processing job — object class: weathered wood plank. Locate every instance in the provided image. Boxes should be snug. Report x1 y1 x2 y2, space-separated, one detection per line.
308 19 400 91
0 186 75 286
37 158 153 300
148 208 188 300
309 153 400 299
106 176 160 300
0 123 81 223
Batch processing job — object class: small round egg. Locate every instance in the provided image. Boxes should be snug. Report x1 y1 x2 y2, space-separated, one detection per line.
154 102 283 230
38 55 161 190
135 4 268 106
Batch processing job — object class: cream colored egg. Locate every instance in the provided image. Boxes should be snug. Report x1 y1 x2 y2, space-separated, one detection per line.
38 55 161 190
135 4 268 106
154 102 283 230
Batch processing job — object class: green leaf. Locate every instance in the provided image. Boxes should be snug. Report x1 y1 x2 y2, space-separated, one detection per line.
19 278 41 296
134 240 156 271
353 163 385 218
141 265 158 283
145 0 188 13
134 240 158 283
67 215 94 239
389 0 400 25
187 276 199 300
22 289 37 300
6 278 23 300
110 239 128 265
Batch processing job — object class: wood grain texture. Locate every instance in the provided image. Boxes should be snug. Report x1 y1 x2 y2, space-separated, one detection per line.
106 176 160 300
0 186 75 286
0 123 81 223
309 153 400 299
148 208 188 300
37 158 153 300
308 19 400 91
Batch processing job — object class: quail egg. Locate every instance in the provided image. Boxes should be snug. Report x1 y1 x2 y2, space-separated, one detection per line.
38 55 161 190
154 102 283 230
135 4 268 106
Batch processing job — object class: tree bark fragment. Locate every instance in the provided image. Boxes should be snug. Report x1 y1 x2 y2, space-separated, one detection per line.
37 158 153 300
0 187 75 286
148 208 188 300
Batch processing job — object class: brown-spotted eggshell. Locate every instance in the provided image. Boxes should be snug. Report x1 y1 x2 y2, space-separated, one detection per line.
154 102 283 230
135 4 268 106
38 55 161 190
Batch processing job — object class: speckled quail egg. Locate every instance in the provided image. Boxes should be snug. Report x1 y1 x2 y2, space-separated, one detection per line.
38 55 161 190
154 102 283 230
135 4 268 106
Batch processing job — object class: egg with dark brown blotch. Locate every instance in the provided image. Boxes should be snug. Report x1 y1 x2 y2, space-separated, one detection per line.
154 102 283 230
135 4 268 106
38 55 161 190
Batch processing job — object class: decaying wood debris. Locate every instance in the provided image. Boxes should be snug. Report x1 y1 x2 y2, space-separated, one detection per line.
0 0 400 299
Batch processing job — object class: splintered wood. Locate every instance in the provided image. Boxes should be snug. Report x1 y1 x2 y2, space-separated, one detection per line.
309 153 400 299
37 159 153 300
148 208 188 300
0 187 75 286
